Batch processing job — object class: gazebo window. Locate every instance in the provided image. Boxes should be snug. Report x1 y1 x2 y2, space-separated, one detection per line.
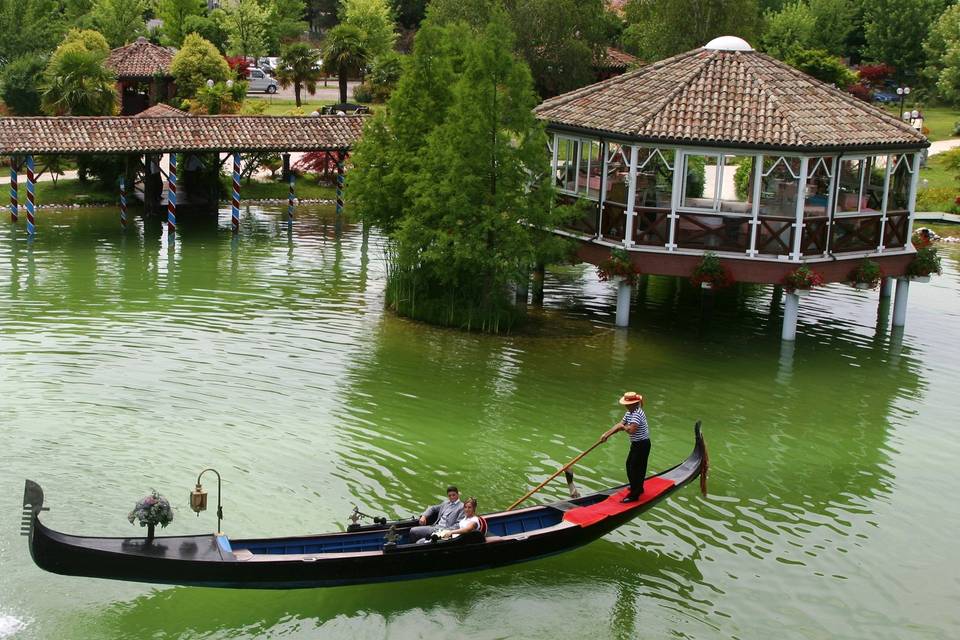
600 143 631 241
800 157 834 255
632 148 674 246
680 153 753 214
836 156 885 214
554 135 602 199
884 153 915 249
756 156 802 256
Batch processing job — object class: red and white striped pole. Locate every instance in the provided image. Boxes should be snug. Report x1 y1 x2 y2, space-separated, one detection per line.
166 153 177 239
232 152 241 233
9 159 18 223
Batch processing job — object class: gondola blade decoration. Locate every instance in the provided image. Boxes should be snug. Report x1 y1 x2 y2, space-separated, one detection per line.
21 479 49 537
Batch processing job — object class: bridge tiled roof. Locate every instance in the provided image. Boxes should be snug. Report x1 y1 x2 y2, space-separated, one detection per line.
0 115 365 154
106 37 175 79
133 103 189 118
536 47 928 152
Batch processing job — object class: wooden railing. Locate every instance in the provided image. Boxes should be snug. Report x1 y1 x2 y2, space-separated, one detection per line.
755 215 795 256
883 211 909 248
675 212 751 252
831 214 881 252
800 217 829 255
633 207 671 246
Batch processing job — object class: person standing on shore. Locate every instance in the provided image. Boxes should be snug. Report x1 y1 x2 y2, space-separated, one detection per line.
600 391 651 503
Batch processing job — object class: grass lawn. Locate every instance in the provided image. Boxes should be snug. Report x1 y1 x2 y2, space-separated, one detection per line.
882 104 958 141
917 151 959 212
221 175 337 200
249 97 385 116
33 178 116 206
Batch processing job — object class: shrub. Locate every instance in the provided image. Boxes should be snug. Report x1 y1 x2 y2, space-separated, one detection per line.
171 33 231 98
597 248 641 284
0 55 45 115
782 265 824 292
906 246 942 277
691 252 733 288
847 259 883 288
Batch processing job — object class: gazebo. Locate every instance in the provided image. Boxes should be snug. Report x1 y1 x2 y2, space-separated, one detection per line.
105 37 176 115
534 36 929 340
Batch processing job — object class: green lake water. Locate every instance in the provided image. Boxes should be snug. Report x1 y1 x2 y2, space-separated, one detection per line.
1 205 958 639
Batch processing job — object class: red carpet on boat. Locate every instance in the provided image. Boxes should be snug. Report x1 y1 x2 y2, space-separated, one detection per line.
562 477 675 527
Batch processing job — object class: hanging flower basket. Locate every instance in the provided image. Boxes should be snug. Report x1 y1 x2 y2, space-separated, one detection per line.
782 265 824 296
905 246 941 282
128 490 174 542
597 248 641 285
691 252 733 289
846 259 883 290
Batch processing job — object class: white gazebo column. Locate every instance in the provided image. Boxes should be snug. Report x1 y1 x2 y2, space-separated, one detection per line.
616 279 632 327
880 276 894 298
782 291 800 341
622 145 639 246
791 157 808 260
892 277 910 327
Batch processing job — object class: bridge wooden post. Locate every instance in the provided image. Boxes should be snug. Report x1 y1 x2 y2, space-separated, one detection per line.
231 152 241 233
25 155 35 235
166 153 177 240
9 158 17 223
335 149 345 236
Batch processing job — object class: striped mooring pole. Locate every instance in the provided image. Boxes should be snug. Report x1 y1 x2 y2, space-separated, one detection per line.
9 160 17 223
335 150 345 236
231 152 241 233
287 173 295 224
119 175 127 229
166 153 177 238
25 155 36 235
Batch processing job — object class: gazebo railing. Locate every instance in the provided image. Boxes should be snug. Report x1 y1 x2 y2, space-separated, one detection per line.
883 211 910 248
830 214 882 253
754 214 796 256
800 216 829 255
632 207 671 246
674 212 751 253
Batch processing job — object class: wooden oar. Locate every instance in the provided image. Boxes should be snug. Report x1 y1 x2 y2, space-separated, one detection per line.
507 436 605 511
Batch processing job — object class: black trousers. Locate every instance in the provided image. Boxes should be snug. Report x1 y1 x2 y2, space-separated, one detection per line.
626 439 651 497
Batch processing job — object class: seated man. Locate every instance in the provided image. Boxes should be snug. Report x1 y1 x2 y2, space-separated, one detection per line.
408 486 464 543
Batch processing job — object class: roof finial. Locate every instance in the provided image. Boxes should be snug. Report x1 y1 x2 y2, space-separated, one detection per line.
703 36 753 52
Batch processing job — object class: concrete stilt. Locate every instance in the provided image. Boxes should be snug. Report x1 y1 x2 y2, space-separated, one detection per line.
615 279 632 327
892 277 910 327
880 276 894 299
782 291 799 341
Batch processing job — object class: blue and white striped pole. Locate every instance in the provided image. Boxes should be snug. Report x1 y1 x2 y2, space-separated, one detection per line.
10 160 18 223
25 155 35 235
335 150 345 236
166 153 177 239
119 175 127 229
231 152 240 233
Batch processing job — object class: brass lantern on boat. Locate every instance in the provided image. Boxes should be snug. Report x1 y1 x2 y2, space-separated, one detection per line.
190 483 208 514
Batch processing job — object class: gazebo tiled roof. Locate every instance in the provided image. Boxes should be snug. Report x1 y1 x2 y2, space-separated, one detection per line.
106 37 175 79
0 115 365 154
536 41 928 153
133 103 189 118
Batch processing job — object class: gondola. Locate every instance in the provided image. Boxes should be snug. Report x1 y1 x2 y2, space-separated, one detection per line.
22 424 707 589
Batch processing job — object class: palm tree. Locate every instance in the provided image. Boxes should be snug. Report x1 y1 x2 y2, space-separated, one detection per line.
322 24 367 105
40 43 118 116
276 42 322 107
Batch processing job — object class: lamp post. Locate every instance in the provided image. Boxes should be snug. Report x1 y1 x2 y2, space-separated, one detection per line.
896 86 910 118
189 468 224 534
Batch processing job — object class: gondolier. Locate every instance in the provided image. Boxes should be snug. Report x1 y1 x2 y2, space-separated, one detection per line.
601 391 651 503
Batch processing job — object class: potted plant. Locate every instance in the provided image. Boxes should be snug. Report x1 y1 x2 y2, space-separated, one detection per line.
691 252 733 289
905 246 942 283
847 259 883 290
782 265 824 297
128 490 174 542
597 247 641 285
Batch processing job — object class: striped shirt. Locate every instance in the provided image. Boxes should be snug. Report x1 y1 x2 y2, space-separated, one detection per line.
623 407 650 442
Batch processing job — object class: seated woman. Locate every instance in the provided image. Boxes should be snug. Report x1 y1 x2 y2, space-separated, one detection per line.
439 497 481 540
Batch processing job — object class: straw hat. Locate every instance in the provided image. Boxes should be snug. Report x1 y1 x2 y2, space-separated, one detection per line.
618 391 644 407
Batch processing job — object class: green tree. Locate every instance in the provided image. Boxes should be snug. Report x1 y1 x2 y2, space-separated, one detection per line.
170 32 231 98
0 0 64 65
787 48 857 87
506 0 609 98
760 1 816 60
863 0 947 81
340 0 397 60
222 0 267 60
923 4 960 103
276 41 321 106
0 54 46 115
391 0 427 29
183 12 229 52
424 0 493 32
264 0 308 54
623 0 761 61
40 31 117 115
808 0 855 56
90 0 149 48
307 0 339 34
322 23 368 103
157 0 206 48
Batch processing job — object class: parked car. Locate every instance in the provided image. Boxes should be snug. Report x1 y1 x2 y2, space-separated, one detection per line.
246 67 278 94
874 91 898 104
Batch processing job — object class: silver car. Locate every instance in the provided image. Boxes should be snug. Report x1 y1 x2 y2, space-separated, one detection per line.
246 67 278 94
